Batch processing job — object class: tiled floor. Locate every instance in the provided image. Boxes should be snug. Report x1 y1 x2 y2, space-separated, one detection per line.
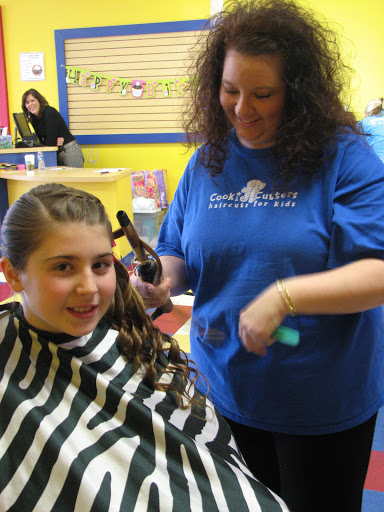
364 406 384 510
0 273 382 510
152 292 194 353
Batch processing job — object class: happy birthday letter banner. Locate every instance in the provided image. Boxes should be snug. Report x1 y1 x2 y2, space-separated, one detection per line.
65 66 190 97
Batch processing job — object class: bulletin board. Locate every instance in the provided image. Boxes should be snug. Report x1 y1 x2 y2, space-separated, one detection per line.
54 20 208 145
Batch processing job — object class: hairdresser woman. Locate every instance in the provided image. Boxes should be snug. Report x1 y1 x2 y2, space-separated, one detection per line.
22 88 84 168
132 2 384 512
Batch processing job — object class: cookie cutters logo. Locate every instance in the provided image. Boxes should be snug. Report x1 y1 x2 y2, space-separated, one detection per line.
32 65 43 76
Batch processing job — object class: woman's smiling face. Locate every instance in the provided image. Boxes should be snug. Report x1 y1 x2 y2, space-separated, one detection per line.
25 94 41 117
219 49 286 149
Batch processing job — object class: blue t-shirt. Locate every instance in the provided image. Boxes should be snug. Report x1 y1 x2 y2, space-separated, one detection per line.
156 130 384 435
359 113 384 161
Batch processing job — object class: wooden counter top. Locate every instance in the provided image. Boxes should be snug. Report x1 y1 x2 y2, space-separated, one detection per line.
0 167 133 183
0 146 58 154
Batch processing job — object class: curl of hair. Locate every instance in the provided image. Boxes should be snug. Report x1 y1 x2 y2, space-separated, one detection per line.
183 0 360 181
107 259 206 410
1 183 205 410
21 89 49 120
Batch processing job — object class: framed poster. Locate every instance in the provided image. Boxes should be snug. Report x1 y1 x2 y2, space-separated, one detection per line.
20 52 46 81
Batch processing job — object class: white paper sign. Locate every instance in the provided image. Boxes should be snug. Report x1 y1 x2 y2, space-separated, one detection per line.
19 52 45 81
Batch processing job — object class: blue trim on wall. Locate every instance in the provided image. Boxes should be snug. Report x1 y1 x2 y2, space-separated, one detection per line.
54 29 70 127
77 133 188 145
54 19 208 144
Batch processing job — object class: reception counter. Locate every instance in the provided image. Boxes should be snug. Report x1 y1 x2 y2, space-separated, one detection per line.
0 147 58 226
0 167 134 261
0 146 58 166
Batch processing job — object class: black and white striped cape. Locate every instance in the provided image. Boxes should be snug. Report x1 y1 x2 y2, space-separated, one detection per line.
0 303 288 512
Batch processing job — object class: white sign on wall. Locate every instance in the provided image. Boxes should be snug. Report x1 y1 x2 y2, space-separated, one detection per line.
19 52 45 81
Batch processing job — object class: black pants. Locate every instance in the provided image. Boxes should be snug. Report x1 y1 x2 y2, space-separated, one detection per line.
224 413 377 512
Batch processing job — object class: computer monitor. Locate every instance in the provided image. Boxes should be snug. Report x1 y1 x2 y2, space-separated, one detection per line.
12 112 39 145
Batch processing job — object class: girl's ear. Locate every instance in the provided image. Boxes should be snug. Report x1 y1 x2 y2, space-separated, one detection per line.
0 257 24 292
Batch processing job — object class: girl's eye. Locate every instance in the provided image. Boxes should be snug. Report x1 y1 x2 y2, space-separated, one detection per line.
55 263 71 272
93 260 113 271
224 88 237 95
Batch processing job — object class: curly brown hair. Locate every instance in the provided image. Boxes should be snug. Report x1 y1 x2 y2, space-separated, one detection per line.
183 0 359 181
0 183 204 410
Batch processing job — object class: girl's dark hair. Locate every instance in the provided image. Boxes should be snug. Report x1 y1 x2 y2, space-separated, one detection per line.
21 89 49 120
183 0 359 181
1 183 203 409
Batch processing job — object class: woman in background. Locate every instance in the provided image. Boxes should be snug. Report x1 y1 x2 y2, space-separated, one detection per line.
21 89 84 168
359 98 384 161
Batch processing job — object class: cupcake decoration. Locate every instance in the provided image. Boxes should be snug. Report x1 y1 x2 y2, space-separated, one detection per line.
132 81 145 98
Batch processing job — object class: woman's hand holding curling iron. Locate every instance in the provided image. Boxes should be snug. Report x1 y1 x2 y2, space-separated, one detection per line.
130 273 171 310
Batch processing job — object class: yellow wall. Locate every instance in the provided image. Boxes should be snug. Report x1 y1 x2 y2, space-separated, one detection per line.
305 0 384 113
1 0 383 199
0 0 211 199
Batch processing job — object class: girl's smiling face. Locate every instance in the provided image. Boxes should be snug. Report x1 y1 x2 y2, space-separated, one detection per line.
25 94 41 117
219 49 286 149
13 222 116 337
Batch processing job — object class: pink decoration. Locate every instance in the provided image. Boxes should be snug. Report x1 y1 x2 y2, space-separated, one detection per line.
105 77 117 93
131 80 146 98
175 78 187 96
79 70 91 87
146 81 158 97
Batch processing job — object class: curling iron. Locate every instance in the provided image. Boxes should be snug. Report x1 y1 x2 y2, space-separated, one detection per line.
113 210 173 321
112 211 299 346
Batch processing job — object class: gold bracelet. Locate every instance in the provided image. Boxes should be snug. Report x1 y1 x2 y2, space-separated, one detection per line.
276 279 296 317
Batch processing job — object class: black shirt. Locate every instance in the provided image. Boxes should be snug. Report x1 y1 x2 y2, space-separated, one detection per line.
29 105 75 146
